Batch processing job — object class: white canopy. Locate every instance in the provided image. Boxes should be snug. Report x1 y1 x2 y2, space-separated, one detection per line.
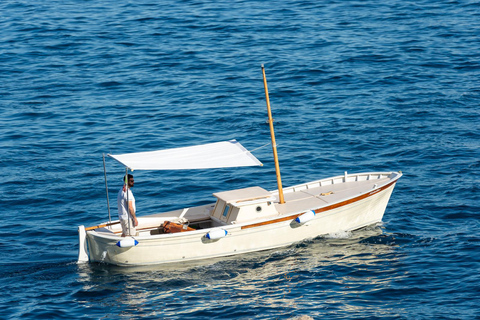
108 140 263 170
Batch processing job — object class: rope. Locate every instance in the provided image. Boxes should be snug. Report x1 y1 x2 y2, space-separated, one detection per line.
250 142 274 153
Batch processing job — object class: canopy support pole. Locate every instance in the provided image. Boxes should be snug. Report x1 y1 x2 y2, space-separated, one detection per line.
103 154 112 227
261 65 285 204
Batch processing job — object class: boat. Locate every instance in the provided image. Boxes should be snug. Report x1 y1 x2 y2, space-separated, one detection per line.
77 66 402 266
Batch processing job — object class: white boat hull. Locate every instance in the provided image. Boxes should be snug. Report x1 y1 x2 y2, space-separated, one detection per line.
80 171 401 266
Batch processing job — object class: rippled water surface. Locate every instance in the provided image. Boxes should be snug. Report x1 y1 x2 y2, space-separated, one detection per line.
1 0 479 319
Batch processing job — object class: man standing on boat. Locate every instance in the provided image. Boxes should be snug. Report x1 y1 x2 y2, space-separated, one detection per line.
117 174 138 237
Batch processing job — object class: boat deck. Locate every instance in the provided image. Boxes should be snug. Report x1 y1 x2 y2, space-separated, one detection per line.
274 173 393 215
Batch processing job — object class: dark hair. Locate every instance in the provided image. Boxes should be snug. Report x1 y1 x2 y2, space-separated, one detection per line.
123 174 134 182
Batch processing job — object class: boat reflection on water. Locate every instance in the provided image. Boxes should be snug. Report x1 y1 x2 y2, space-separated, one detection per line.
76 224 407 318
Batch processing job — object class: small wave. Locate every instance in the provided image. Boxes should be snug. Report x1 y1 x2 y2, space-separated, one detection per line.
324 230 353 239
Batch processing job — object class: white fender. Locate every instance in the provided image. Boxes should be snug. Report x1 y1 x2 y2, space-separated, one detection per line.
206 228 228 240
116 238 139 248
77 225 89 263
295 210 316 224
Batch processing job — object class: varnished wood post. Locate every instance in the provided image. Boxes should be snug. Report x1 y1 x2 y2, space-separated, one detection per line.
261 65 285 204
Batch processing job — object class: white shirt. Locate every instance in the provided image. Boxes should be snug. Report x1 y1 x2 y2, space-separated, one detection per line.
117 187 135 221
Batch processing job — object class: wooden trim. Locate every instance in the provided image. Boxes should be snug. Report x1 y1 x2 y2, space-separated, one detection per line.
87 221 162 234
104 224 162 235
85 221 120 231
241 179 398 230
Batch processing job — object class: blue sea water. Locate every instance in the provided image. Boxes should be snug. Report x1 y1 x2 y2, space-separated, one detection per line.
1 0 479 318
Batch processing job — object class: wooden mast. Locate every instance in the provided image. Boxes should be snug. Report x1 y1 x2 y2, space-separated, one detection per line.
261 65 285 204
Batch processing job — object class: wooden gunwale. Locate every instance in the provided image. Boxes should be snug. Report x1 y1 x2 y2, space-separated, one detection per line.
85 221 120 231
241 178 398 230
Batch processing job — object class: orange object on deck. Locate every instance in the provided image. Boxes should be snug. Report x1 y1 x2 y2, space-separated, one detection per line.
163 221 195 233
